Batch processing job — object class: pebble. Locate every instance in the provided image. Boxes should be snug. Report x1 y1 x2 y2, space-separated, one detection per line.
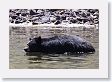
9 9 99 25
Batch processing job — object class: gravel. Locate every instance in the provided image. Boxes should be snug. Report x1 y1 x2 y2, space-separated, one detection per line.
9 9 99 25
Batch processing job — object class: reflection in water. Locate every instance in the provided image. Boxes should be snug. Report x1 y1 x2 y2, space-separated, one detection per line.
25 52 95 69
9 26 99 69
27 52 43 64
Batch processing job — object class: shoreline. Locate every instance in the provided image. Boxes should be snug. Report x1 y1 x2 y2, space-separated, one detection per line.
9 23 97 29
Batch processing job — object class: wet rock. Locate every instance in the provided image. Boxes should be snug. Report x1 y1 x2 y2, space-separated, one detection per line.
9 9 99 25
11 15 18 19
54 20 61 25
15 20 23 24
30 10 37 15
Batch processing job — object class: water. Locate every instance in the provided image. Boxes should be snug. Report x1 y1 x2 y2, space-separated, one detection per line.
9 26 99 69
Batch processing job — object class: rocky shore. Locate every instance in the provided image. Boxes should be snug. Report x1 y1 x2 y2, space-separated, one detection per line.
9 9 99 25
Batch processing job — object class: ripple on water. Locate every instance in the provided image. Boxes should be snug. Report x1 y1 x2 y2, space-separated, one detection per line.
9 27 99 69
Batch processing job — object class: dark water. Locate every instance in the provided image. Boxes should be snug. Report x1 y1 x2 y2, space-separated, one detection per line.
9 26 99 69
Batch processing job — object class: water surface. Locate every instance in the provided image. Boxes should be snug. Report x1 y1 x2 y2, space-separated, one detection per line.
9 26 99 69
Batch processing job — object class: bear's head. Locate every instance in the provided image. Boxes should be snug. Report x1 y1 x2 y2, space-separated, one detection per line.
24 36 42 52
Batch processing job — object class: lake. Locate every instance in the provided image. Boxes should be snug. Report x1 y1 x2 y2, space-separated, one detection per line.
9 26 99 69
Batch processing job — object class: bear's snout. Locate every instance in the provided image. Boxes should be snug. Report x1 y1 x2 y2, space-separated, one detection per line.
24 47 30 52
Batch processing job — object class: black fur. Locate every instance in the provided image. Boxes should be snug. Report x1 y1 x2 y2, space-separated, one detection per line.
24 35 95 54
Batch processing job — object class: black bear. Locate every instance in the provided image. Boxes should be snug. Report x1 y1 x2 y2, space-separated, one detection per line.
24 35 95 54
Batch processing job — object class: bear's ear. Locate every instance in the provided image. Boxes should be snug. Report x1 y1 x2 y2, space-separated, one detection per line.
35 36 41 44
29 38 32 41
38 36 41 41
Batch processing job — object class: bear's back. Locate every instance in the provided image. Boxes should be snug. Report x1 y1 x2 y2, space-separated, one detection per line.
41 35 87 46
